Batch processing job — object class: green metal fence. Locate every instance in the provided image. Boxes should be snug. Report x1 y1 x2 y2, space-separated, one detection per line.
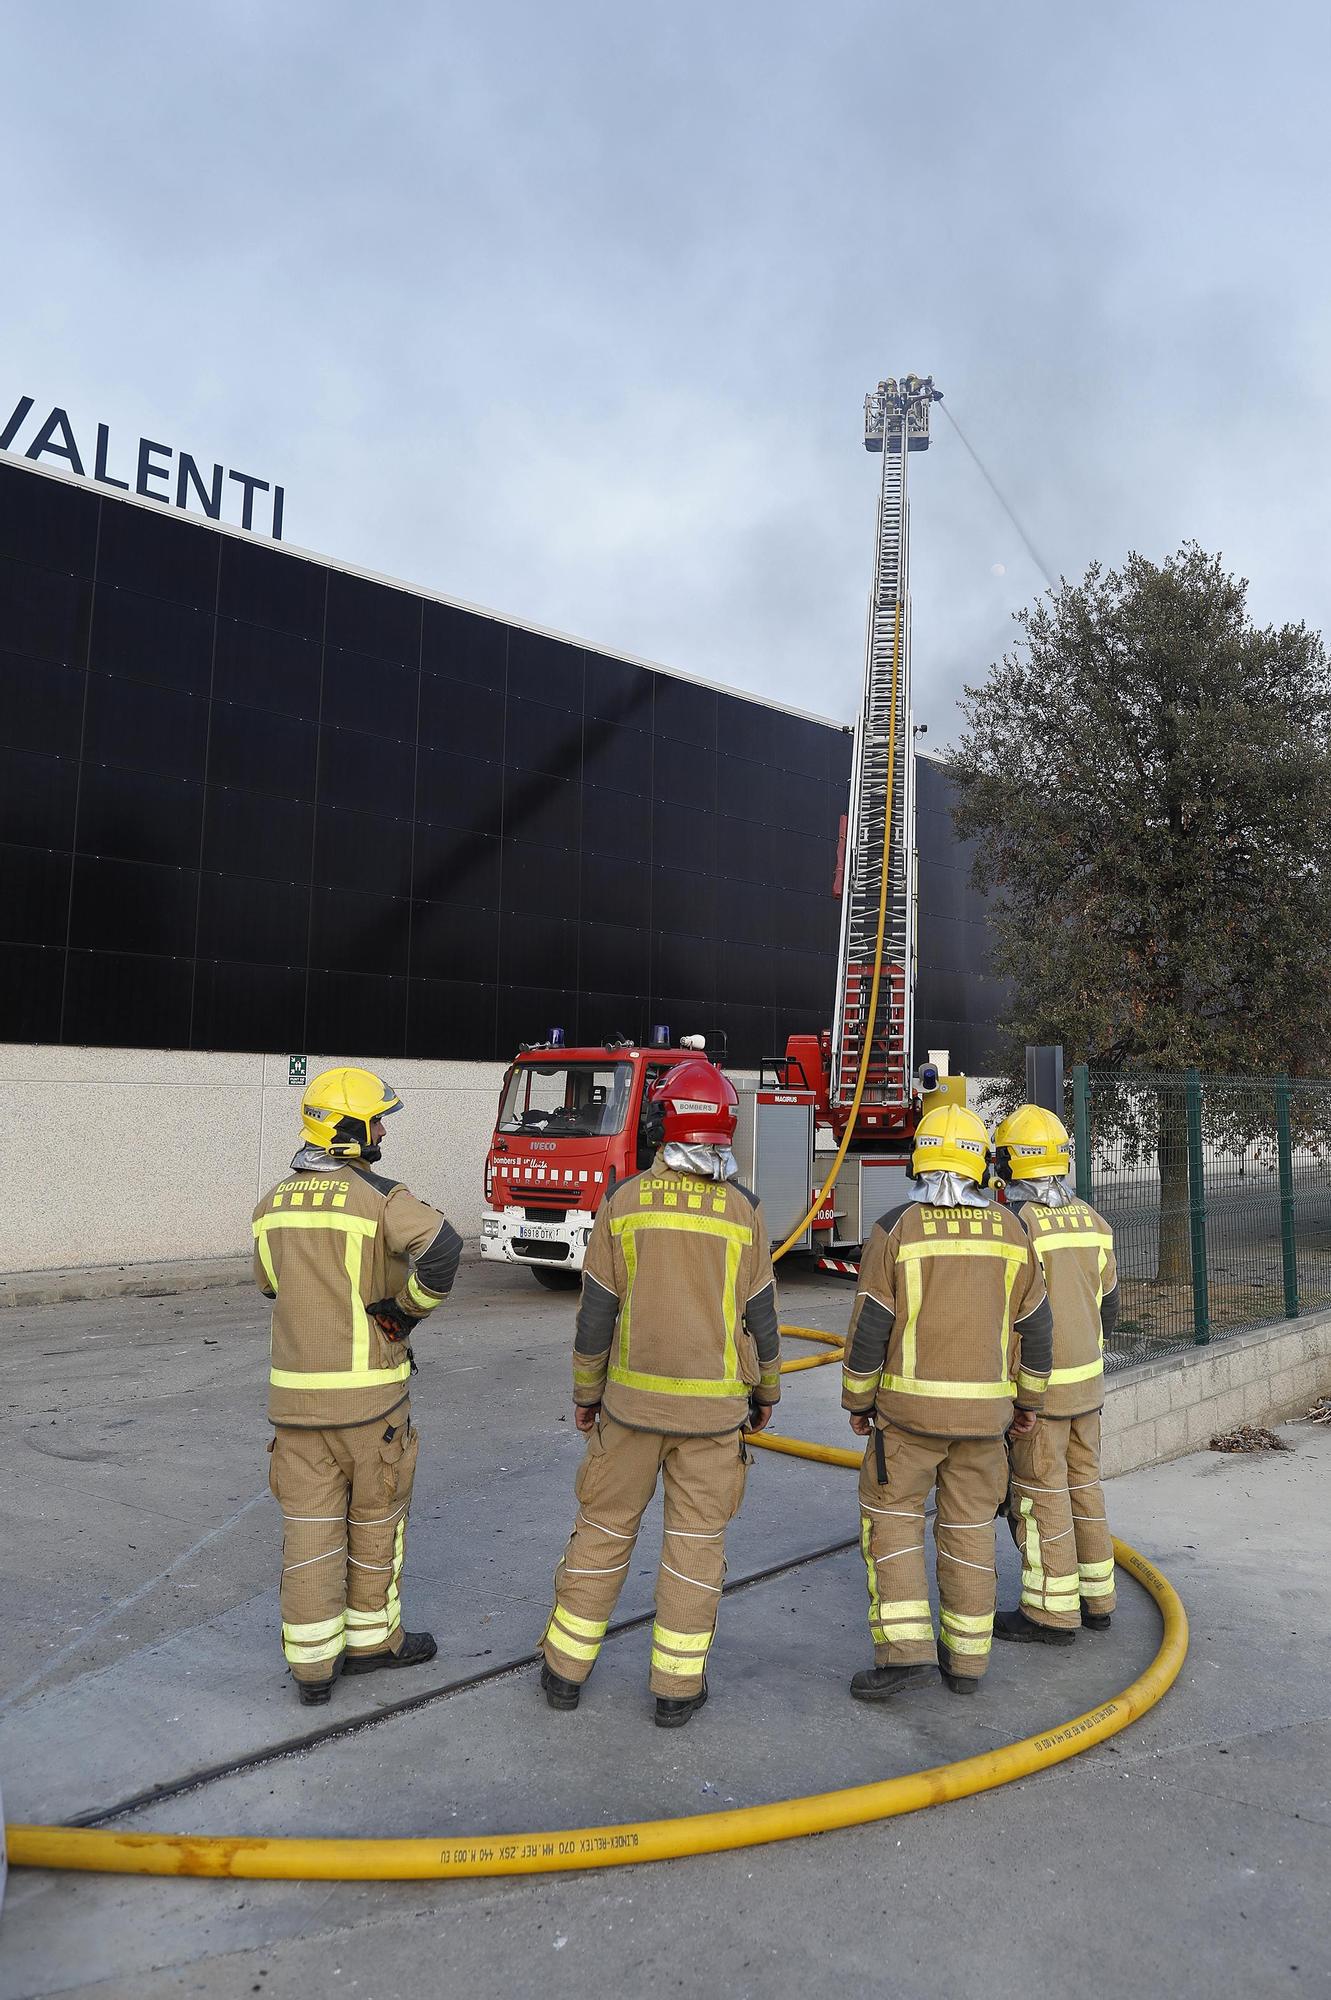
1069 1067 1331 1373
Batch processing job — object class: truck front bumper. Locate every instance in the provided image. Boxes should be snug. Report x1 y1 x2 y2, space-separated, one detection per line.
479 1205 594 1272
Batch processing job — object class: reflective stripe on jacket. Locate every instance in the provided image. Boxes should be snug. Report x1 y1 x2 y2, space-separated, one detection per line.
252 1159 461 1427
841 1200 1052 1438
573 1154 781 1436
1014 1198 1118 1417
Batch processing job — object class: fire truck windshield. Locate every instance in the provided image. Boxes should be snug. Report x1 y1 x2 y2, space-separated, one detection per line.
497 1061 635 1138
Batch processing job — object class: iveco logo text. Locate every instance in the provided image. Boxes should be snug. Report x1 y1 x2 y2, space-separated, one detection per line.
529 1141 558 1151
1 394 285 539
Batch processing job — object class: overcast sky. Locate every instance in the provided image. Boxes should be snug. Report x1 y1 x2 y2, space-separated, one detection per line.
4 1 1329 740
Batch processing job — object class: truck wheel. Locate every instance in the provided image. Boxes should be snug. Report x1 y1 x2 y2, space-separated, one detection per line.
531 1266 581 1291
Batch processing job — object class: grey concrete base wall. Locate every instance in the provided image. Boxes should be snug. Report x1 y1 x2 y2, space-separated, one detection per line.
1101 1311 1331 1476
0 1045 508 1273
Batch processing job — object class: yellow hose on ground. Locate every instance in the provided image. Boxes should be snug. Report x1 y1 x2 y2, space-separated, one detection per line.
6 1532 1186 1881
6 1317 1189 1883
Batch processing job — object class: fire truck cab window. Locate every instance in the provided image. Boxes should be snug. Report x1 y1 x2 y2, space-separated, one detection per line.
498 1061 633 1137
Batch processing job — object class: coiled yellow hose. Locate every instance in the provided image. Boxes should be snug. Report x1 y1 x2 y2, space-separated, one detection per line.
5 1325 1188 1882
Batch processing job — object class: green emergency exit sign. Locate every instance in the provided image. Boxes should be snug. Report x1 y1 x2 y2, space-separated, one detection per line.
288 1055 307 1087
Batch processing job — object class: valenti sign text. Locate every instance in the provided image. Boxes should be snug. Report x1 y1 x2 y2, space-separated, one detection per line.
1 394 285 540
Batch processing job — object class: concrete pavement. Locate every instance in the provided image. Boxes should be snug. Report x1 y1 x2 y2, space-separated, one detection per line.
1 1267 1328 1999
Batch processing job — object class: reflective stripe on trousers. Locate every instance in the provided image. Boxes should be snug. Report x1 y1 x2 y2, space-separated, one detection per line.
542 1415 747 1695
858 1425 1006 1679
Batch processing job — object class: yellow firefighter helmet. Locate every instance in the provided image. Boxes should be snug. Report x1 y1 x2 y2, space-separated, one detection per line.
301 1066 402 1158
910 1103 991 1184
991 1103 1071 1182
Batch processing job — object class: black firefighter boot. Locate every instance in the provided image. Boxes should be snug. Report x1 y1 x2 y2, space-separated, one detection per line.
993 1608 1076 1647
935 1641 980 1696
541 1663 582 1711
849 1662 934 1703
298 1675 335 1707
1081 1602 1112 1633
655 1673 708 1729
342 1630 438 1677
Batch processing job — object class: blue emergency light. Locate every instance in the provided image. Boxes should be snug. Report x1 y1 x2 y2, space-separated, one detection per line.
549 1027 565 1047
651 1024 671 1047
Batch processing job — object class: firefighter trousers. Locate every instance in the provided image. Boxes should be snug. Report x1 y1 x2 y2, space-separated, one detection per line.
267 1404 419 1683
1006 1411 1116 1628
543 1413 749 1697
858 1422 1008 1681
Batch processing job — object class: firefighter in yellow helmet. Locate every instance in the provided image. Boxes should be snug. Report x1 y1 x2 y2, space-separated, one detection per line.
540 1059 782 1728
253 1067 462 1704
841 1101 1053 1699
991 1104 1120 1643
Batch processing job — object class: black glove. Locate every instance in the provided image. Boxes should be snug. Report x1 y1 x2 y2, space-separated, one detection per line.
367 1296 416 1342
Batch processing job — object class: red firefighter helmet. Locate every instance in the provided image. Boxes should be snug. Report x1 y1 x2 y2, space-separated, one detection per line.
648 1058 739 1147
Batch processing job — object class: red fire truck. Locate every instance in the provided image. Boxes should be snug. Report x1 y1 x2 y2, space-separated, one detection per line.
479 1034 825 1286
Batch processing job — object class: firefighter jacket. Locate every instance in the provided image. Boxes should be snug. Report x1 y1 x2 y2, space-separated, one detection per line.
572 1153 781 1437
1011 1197 1119 1418
252 1156 462 1428
841 1199 1053 1439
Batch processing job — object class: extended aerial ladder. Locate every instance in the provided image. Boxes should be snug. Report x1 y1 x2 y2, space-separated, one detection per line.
786 373 941 1150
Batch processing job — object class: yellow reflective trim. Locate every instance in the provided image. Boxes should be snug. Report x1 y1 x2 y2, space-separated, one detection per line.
606 1366 747 1397
407 1273 438 1311
283 1614 345 1644
345 1231 369 1376
879 1622 934 1642
618 1220 638 1374
1048 1358 1105 1385
546 1627 601 1663
901 1251 922 1382
255 1213 377 1239
611 1210 753 1248
939 1631 991 1656
721 1233 742 1388
881 1600 932 1619
345 1608 389 1629
882 1373 1016 1399
269 1360 412 1391
651 1649 705 1677
1079 1558 1115 1580
1080 1577 1115 1598
554 1607 609 1641
897 1239 1028 1265
282 1631 345 1665
1032 1230 1114 1256
652 1625 711 1654
940 1609 992 1634
842 1369 881 1393
1017 1370 1048 1394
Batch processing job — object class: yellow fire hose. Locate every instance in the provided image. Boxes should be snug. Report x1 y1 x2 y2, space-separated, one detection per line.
5 1324 1188 1882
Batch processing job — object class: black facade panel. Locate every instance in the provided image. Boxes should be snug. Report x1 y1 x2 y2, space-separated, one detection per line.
0 557 93 666
0 460 1004 1069
914 755 1011 1073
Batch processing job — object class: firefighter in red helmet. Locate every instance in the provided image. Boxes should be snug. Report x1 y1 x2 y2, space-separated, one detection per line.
539 1058 781 1727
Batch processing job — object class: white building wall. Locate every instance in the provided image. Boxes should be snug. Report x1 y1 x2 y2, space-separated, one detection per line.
1 1046 508 1273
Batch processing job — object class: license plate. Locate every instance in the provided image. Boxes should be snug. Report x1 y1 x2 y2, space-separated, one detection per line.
517 1221 568 1242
